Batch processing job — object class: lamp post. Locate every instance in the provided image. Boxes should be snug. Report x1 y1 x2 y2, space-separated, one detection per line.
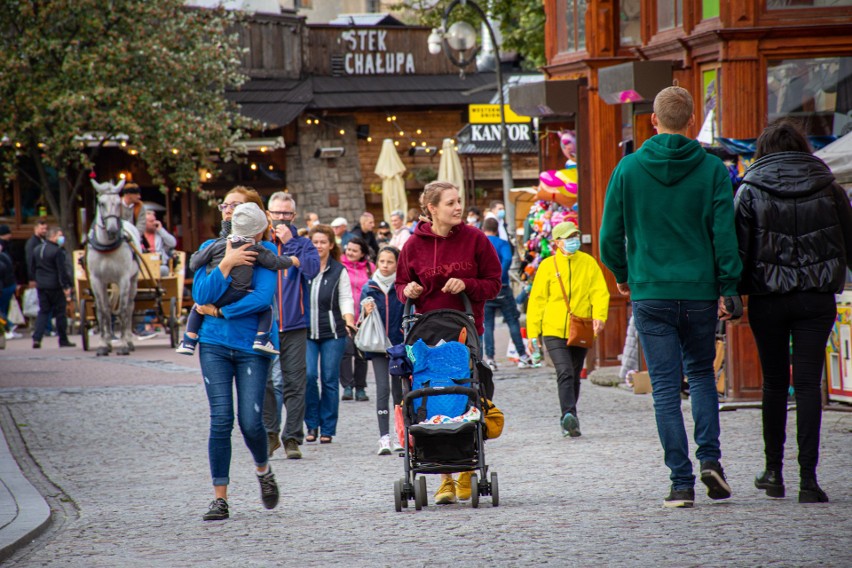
428 0 515 233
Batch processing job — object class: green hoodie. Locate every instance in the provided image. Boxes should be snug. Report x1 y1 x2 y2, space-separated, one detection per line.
599 134 742 301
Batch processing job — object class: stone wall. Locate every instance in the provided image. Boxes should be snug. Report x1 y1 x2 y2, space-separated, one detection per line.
285 115 365 226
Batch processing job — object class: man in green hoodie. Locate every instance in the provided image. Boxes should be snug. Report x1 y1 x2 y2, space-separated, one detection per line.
599 86 742 509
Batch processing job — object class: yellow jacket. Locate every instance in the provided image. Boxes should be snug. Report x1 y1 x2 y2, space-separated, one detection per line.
526 251 610 340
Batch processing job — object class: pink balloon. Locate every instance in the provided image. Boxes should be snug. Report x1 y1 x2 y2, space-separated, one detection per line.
539 170 562 188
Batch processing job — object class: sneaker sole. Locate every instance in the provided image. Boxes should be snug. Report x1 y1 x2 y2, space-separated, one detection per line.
253 347 280 355
434 494 458 505
377 448 392 455
701 470 732 500
175 347 195 355
663 499 694 508
202 513 229 521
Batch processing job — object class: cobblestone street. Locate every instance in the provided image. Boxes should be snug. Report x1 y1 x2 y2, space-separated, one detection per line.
1 335 851 566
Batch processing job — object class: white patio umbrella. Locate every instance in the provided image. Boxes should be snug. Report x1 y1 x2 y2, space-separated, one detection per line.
438 138 465 210
374 138 407 224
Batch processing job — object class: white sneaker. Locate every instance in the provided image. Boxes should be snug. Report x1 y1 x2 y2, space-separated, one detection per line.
377 435 392 456
483 357 498 371
4 330 22 340
252 340 280 355
518 355 540 369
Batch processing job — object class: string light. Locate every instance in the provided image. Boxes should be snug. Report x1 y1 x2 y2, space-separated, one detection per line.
339 129 345 135
171 148 179 155
260 146 268 152
416 129 422 135
250 163 257 170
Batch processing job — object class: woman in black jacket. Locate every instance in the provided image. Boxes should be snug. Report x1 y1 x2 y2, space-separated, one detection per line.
734 120 852 504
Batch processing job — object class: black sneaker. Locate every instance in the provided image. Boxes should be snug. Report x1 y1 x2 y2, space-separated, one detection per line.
700 460 732 500
663 488 695 508
754 470 785 498
202 498 229 521
258 468 279 509
355 388 369 401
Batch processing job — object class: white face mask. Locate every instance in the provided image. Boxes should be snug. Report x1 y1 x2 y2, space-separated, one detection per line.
467 216 478 225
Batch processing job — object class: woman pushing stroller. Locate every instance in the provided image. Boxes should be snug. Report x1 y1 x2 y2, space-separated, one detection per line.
396 181 502 504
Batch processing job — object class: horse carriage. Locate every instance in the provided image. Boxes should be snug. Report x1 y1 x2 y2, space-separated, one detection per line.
73 179 185 356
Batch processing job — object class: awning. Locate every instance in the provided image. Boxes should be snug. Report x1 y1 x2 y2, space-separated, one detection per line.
598 61 672 105
226 79 312 128
309 74 496 109
455 123 537 155
508 79 584 118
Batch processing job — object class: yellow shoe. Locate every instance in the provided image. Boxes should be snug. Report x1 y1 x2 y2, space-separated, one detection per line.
456 472 472 501
434 477 458 504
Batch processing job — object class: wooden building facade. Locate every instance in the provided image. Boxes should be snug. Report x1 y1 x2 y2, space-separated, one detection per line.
529 0 852 398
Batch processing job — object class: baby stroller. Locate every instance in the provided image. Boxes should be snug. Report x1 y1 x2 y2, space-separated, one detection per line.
389 293 499 511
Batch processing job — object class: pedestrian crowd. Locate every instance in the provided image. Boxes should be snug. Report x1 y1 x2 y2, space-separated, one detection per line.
1 87 848 521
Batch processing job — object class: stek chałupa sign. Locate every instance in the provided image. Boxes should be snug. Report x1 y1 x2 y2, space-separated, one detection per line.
340 29 416 75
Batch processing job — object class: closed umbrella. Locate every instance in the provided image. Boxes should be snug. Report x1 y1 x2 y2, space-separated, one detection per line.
438 138 465 210
374 139 407 224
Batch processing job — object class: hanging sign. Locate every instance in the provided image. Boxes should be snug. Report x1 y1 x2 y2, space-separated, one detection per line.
468 104 531 124
340 30 416 75
470 123 532 143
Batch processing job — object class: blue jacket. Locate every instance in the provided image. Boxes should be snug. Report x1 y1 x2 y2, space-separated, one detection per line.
192 239 279 356
272 226 321 333
487 235 513 286
360 280 405 353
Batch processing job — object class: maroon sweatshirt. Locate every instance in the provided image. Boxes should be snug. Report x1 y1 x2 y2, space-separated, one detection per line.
395 221 502 334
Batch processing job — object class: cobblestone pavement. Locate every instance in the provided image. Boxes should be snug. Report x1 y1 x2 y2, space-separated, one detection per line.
1 334 851 567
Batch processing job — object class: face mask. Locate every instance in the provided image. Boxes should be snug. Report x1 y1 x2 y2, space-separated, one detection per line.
562 237 581 254
271 219 291 229
56 236 66 247
496 209 505 220
466 216 478 225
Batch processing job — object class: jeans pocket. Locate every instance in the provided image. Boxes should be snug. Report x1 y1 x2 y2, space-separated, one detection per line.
633 301 673 336
685 301 717 340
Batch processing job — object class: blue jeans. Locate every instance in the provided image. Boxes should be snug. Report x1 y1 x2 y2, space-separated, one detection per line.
199 343 270 486
0 284 16 321
305 337 347 436
484 285 526 359
633 299 721 490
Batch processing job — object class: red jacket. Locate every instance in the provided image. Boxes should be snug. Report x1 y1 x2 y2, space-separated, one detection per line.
395 221 502 334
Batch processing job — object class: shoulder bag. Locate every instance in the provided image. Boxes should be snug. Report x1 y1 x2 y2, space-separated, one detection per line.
555 255 595 348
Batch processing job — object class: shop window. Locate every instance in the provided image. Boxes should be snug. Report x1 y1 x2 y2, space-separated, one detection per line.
657 0 683 31
767 0 852 8
564 0 588 52
295 0 312 8
702 0 720 19
620 0 641 46
366 0 379 12
767 56 852 136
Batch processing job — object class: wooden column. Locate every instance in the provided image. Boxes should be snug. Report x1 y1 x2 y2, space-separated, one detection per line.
719 40 763 138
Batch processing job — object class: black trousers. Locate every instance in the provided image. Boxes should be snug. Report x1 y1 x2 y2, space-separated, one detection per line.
543 336 587 419
748 292 836 478
33 288 68 343
339 335 368 390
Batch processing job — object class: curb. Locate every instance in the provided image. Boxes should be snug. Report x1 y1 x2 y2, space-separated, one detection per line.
0 413 52 562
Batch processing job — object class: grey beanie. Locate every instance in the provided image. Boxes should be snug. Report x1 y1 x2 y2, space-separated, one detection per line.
230 202 268 238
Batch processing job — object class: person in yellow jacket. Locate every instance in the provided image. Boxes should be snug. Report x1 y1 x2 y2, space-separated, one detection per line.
527 221 610 437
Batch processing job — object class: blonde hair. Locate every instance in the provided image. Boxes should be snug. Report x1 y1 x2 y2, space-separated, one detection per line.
419 181 459 222
653 86 694 132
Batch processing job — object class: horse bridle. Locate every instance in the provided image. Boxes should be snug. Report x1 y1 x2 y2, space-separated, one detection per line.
88 200 125 253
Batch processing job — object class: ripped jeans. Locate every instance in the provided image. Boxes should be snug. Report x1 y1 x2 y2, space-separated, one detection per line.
199 343 270 486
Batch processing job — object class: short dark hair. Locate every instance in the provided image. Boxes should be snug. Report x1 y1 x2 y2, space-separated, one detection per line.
47 227 63 239
482 217 499 233
755 119 812 159
489 200 503 211
35 218 48 226
346 236 372 260
466 206 481 217
377 245 400 260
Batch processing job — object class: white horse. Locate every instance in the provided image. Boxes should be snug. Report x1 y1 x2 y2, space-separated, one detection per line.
86 179 140 356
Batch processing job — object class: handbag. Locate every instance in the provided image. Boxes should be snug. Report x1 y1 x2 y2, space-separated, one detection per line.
7 295 25 325
481 398 504 440
555 255 595 348
22 288 39 318
354 306 393 353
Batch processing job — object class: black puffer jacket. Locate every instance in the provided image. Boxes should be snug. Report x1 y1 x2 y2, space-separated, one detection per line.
734 151 852 295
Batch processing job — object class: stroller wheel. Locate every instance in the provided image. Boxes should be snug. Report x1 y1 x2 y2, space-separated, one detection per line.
491 472 499 507
399 477 409 508
418 476 428 507
414 477 424 510
393 479 403 512
470 474 479 508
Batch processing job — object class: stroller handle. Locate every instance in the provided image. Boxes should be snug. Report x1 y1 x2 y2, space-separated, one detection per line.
403 291 473 318
404 385 479 405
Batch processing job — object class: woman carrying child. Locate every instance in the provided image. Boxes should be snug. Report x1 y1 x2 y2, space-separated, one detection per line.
396 181 502 505
360 245 405 455
191 186 283 521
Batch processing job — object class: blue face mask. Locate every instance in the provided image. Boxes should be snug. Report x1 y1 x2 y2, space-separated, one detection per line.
562 237 581 254
496 209 505 220
56 236 66 247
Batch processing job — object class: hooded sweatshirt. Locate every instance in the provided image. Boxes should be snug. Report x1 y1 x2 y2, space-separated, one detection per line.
734 151 852 295
395 221 502 335
600 133 742 301
341 256 375 320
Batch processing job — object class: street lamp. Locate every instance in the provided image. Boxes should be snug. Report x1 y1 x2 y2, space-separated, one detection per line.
428 0 515 234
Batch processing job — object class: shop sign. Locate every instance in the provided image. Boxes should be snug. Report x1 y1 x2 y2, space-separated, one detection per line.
468 104 531 124
470 123 532 142
340 29 416 75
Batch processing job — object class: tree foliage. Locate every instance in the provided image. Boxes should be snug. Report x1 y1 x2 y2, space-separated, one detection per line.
0 0 251 244
396 0 546 70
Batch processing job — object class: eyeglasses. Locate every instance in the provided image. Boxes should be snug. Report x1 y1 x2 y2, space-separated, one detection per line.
218 202 242 212
378 231 391 237
268 210 296 218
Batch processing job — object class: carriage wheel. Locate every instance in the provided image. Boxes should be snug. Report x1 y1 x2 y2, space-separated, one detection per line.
490 472 499 507
169 297 179 348
470 474 479 508
80 299 89 352
393 479 403 512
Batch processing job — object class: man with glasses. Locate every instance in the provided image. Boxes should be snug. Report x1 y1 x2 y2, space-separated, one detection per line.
263 191 320 459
